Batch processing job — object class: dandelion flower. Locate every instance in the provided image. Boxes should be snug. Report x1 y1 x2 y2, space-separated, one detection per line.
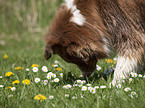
81 86 87 91
31 64 39 67
5 86 12 89
56 67 62 71
43 80 48 85
34 94 47 102
32 67 38 72
35 78 40 83
100 85 107 89
49 95 54 99
12 80 20 84
53 78 60 82
5 72 14 77
65 94 69 97
22 79 31 85
14 67 23 70
72 96 77 99
3 54 8 59
11 87 16 91
124 87 131 92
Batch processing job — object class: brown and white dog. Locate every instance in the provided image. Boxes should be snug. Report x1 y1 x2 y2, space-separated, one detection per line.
44 0 145 86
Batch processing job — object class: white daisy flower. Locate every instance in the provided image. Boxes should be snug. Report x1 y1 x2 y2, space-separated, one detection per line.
60 73 63 78
54 78 60 82
73 84 78 87
0 85 4 88
8 94 13 97
42 66 48 72
78 84 83 87
72 96 77 99
88 87 93 91
67 84 72 88
138 74 142 77
143 75 145 78
35 78 40 83
46 75 51 80
52 74 56 78
131 92 137 98
63 85 68 89
120 76 125 79
86 84 91 87
81 95 84 98
81 86 87 91
47 72 53 76
94 86 99 89
124 87 131 92
81 80 86 84
76 80 81 83
96 65 102 71
129 78 133 82
65 94 69 97
43 80 48 85
53 64 58 67
113 58 117 61
131 72 137 78
90 88 96 94
11 87 16 91
122 80 125 83
116 84 121 88
26 68 30 71
49 95 54 99
100 85 107 89
32 67 38 72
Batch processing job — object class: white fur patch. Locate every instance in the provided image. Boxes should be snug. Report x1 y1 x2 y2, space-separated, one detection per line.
65 0 86 25
111 56 137 86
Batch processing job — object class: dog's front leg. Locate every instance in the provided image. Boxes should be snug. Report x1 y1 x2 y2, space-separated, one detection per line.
110 53 138 86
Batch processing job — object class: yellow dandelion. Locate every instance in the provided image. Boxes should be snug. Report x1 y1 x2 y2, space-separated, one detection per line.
12 80 20 84
14 67 24 70
34 94 47 102
56 67 62 71
22 79 31 85
3 54 8 59
5 72 14 77
5 86 12 89
31 64 39 67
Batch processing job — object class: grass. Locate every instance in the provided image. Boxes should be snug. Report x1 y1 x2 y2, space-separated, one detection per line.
0 0 145 108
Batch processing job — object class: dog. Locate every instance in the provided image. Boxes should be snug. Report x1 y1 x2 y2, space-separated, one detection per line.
44 0 145 86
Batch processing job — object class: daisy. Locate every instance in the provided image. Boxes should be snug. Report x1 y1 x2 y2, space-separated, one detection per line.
76 80 82 83
49 95 54 99
94 86 99 89
88 87 93 91
0 76 2 79
52 64 58 67
86 84 91 87
63 85 68 89
90 88 96 94
116 84 121 88
43 80 48 85
131 92 137 98
26 68 30 71
60 73 63 78
42 66 48 72
32 67 38 72
78 84 83 87
52 74 56 78
96 65 102 71
65 94 69 97
100 85 107 89
81 80 86 84
138 74 142 78
67 84 72 88
81 95 84 98
120 76 125 79
81 86 87 91
8 94 13 97
46 75 52 80
11 87 16 91
0 85 4 88
124 87 131 92
131 72 137 78
143 75 145 78
35 78 40 83
53 78 60 82
47 72 53 76
129 78 133 82
72 96 77 99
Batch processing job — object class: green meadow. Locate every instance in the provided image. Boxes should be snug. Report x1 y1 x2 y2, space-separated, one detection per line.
0 0 145 108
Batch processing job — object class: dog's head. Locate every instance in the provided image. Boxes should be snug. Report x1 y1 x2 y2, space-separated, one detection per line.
44 5 108 77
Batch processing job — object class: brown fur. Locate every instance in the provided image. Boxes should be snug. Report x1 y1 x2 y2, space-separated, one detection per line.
44 0 145 77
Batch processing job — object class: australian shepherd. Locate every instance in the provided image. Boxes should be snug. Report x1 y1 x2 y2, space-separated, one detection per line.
44 0 145 86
